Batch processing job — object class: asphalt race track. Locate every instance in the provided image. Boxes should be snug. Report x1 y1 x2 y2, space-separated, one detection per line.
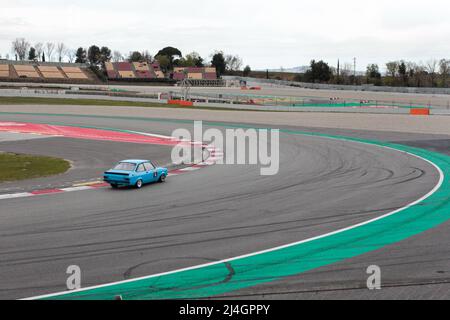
0 110 449 300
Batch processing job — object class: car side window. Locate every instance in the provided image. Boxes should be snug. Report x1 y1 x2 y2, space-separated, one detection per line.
144 162 155 171
136 164 146 172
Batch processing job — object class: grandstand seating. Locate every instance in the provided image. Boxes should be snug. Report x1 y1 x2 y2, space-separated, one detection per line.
61 66 88 80
118 70 135 78
104 62 118 79
204 72 218 80
171 67 217 81
187 73 203 80
106 61 161 80
13 65 40 78
133 62 156 79
173 72 185 81
0 64 9 77
37 66 65 79
104 62 216 81
0 61 97 83
116 62 133 71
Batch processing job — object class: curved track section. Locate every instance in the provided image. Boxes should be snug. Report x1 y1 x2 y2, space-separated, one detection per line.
0 114 446 300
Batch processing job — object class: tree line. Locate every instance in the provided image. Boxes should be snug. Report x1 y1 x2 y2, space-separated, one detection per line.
8 38 248 78
293 59 450 88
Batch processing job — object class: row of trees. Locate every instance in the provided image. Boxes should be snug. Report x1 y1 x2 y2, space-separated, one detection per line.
292 59 450 88
380 59 450 87
9 38 247 77
11 38 74 63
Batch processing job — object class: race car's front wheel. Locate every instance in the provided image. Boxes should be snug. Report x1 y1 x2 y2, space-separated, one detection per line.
159 174 167 183
111 184 118 189
136 179 143 189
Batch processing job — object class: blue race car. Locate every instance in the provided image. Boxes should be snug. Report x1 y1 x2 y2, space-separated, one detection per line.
104 160 168 189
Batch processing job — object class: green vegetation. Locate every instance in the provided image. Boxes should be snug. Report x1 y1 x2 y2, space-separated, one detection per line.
0 96 269 112
0 153 70 183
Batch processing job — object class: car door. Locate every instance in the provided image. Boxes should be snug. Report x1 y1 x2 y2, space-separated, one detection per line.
135 163 148 183
144 162 157 182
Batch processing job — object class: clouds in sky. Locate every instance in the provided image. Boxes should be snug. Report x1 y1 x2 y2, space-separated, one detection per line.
1 0 449 69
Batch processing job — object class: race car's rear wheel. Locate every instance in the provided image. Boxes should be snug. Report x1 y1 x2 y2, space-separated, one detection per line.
159 174 167 183
111 184 118 189
136 179 143 189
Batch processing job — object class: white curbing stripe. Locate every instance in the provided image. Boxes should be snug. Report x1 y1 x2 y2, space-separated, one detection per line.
60 186 94 192
0 193 32 200
179 167 201 172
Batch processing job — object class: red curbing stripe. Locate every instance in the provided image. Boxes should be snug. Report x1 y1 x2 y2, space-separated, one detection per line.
169 169 185 175
89 183 110 188
31 189 64 195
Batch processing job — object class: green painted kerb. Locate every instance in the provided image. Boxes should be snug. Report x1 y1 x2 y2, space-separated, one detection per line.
4 113 447 300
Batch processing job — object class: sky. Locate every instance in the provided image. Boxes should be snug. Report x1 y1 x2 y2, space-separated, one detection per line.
1 0 449 70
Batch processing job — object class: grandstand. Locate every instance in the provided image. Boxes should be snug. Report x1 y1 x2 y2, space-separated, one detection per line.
105 62 218 83
106 61 165 80
0 61 97 84
172 67 217 81
0 60 219 85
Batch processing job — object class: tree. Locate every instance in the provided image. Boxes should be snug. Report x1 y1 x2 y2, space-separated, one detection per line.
11 38 30 61
225 54 243 72
142 50 153 63
305 60 332 83
112 51 124 62
211 51 226 77
243 65 251 77
75 47 87 63
87 45 101 65
385 61 399 78
338 62 353 84
42 52 46 62
66 49 76 63
56 42 66 62
99 46 112 64
179 52 204 67
439 59 450 88
426 59 438 87
366 64 381 85
28 47 37 61
34 43 43 61
128 51 143 62
411 63 426 87
45 42 55 62
155 55 170 72
155 47 182 70
398 61 408 85
366 64 381 78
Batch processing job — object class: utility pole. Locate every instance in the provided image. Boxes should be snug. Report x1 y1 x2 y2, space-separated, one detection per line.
353 57 357 85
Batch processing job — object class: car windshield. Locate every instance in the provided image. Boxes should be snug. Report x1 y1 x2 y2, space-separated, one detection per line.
113 162 136 171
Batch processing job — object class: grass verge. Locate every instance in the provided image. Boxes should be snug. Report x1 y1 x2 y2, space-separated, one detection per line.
0 96 270 112
0 152 70 183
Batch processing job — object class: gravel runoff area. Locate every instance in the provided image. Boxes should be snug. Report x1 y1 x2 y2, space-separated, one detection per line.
0 104 449 136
